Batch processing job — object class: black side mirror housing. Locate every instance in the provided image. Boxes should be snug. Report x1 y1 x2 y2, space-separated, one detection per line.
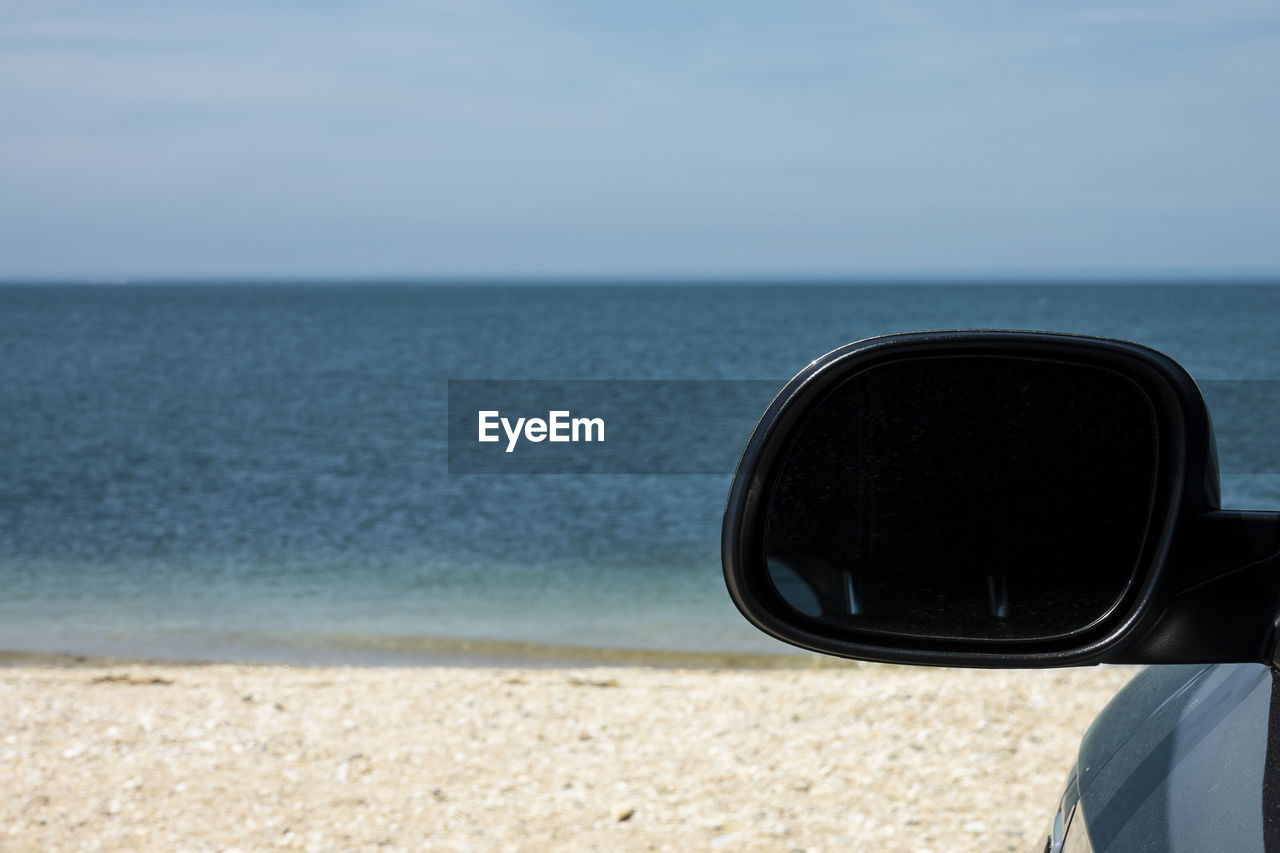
723 331 1280 667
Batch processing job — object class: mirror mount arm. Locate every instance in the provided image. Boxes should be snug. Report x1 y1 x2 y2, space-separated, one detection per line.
1118 510 1280 666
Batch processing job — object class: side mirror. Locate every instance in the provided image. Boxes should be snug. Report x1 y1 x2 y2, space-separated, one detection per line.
723 331 1280 667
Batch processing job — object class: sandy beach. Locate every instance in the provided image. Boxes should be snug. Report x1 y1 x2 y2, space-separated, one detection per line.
0 659 1135 853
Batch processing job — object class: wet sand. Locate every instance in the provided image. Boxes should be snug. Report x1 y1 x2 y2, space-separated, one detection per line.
0 659 1134 852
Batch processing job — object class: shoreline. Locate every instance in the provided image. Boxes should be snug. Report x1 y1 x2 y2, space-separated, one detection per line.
0 643 859 671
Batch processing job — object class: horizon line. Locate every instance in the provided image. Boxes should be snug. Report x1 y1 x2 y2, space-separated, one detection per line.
4 270 1280 287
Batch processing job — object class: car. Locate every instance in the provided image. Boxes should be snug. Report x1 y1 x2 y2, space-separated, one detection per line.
721 330 1280 853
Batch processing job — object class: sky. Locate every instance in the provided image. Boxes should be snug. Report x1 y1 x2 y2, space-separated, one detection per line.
2 0 1278 280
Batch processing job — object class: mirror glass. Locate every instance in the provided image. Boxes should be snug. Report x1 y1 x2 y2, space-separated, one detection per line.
765 354 1160 641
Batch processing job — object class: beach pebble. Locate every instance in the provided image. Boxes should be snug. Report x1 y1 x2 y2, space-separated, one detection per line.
334 753 373 782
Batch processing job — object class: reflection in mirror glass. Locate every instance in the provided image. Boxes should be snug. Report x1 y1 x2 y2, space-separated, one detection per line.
765 355 1160 642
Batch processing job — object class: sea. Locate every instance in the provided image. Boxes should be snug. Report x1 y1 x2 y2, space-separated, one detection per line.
3 282 1279 665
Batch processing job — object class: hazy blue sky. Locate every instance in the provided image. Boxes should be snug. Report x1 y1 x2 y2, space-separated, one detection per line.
2 1 1278 279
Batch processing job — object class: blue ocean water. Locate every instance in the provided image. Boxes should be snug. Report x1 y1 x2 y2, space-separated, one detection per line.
2 282 1279 664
